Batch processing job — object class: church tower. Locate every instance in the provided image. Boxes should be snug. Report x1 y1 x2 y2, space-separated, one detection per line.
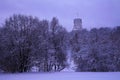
73 18 82 30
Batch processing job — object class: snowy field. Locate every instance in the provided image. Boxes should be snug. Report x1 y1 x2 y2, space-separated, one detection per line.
0 72 120 80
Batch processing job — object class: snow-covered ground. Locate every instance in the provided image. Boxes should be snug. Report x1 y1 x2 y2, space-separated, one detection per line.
62 49 76 72
0 72 120 80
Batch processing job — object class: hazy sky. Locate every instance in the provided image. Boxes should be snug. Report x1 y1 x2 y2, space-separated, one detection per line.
0 0 120 31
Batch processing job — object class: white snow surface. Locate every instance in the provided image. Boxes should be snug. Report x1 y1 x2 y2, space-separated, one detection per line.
62 49 76 72
0 72 120 80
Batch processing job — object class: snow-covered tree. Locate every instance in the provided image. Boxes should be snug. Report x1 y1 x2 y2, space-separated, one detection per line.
49 17 67 71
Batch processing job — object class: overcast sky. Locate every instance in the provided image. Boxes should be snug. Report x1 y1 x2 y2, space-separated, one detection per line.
0 0 120 31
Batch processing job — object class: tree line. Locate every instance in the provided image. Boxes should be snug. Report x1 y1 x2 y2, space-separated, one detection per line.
0 14 120 73
0 14 68 73
70 27 120 71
